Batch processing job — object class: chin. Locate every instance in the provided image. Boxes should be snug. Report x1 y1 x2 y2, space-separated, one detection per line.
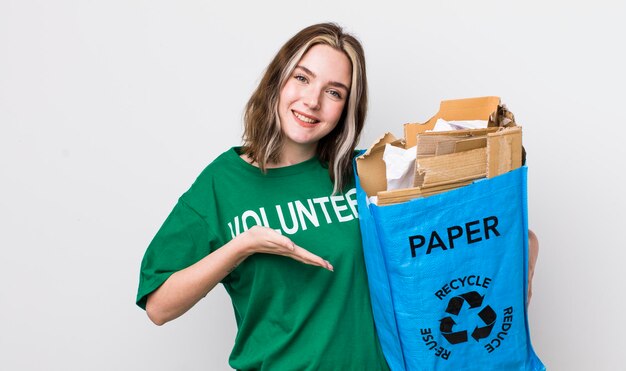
282 125 324 145
285 135 319 146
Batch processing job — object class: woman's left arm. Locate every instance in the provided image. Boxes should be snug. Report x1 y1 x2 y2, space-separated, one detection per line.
528 229 539 305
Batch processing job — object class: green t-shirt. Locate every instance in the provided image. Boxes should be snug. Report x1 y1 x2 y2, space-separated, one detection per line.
137 147 389 371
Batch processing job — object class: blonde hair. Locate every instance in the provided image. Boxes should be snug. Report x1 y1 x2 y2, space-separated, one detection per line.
242 22 368 194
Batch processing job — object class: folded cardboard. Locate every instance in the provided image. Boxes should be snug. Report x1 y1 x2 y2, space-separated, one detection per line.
357 96 523 206
404 96 517 147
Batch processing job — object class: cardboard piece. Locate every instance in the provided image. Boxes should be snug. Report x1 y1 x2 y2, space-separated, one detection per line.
416 127 498 156
377 181 473 206
356 96 523 205
355 132 400 198
487 126 523 177
404 96 501 147
414 147 488 188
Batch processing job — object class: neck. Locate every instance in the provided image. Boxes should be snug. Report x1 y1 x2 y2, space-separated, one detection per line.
272 142 317 168
240 143 317 169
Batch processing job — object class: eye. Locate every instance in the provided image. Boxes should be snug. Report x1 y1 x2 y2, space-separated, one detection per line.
327 89 343 99
294 74 308 83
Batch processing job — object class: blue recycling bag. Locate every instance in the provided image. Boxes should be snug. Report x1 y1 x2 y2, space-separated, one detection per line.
355 164 545 371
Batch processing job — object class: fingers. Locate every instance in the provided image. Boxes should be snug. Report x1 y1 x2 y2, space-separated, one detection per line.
266 229 332 270
245 226 333 271
280 235 296 252
260 226 295 251
291 245 334 272
246 226 294 253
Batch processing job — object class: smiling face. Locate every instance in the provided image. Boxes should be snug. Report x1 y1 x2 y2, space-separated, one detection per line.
277 44 352 159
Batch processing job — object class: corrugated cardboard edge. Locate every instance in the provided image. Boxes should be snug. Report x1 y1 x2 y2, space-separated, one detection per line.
404 96 501 147
414 147 487 187
416 127 499 156
487 126 523 178
377 180 474 206
356 132 399 197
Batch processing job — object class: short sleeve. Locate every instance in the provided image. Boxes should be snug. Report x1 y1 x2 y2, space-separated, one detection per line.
136 198 219 310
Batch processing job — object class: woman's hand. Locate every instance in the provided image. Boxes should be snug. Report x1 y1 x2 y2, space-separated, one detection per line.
237 225 333 271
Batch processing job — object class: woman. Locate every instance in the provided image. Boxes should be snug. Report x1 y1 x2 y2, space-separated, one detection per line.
136 23 390 370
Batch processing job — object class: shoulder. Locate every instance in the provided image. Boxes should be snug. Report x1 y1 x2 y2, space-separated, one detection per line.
193 147 241 182
180 147 239 206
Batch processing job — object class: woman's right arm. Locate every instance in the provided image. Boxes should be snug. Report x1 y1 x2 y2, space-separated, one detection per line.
145 226 332 325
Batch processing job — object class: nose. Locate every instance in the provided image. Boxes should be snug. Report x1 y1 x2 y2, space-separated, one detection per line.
303 87 321 111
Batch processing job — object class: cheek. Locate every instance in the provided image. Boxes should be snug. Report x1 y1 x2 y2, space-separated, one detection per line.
279 82 299 106
327 101 347 124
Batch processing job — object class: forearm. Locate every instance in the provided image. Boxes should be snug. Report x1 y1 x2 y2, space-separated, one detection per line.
146 236 250 326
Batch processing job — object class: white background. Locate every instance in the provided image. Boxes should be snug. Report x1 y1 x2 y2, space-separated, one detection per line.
1 1 624 370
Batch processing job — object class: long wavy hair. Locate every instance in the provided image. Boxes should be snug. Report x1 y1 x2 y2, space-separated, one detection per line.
241 22 368 194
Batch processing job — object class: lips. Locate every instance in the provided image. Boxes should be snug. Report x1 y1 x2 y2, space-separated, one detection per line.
292 110 320 127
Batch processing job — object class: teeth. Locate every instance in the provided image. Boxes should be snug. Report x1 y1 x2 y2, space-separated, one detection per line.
294 111 318 123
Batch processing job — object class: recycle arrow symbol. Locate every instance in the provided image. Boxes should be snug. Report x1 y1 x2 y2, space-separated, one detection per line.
439 316 468 344
445 291 484 315
471 305 497 341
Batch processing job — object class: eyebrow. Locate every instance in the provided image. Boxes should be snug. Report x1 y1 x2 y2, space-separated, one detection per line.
295 65 350 92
